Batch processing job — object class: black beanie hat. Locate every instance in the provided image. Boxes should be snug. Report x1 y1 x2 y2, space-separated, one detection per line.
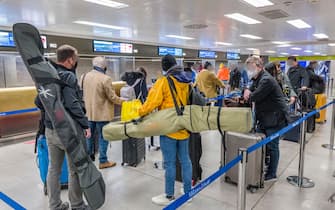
162 54 177 71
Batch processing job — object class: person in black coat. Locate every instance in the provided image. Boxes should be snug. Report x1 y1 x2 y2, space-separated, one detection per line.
244 56 289 182
286 56 309 93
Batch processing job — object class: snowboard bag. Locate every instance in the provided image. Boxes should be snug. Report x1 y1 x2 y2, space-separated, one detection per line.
13 23 105 210
103 105 252 141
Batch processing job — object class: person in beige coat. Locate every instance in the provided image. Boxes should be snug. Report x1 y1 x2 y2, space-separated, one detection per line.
195 61 225 99
81 56 124 169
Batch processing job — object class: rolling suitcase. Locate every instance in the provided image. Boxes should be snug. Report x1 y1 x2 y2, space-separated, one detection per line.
36 135 68 195
121 138 146 167
306 114 316 133
315 93 327 123
224 132 265 192
283 112 302 143
176 133 203 186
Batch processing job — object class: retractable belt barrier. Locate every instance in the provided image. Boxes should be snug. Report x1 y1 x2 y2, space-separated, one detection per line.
207 92 242 102
0 107 39 116
165 100 335 210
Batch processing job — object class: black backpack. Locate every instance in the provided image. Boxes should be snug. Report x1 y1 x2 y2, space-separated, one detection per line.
229 69 241 89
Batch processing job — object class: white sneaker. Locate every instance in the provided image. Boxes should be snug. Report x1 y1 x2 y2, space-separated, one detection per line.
152 194 175 206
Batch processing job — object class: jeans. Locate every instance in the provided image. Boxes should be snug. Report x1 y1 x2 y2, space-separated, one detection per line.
86 121 109 164
160 136 192 197
258 125 284 177
45 128 84 210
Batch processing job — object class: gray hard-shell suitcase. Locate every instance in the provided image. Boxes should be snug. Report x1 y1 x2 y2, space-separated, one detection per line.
122 137 146 167
224 132 265 192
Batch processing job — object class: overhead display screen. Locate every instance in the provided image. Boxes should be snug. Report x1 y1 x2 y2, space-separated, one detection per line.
0 31 15 47
93 40 133 53
199 50 216 59
158 47 183 56
226 52 240 60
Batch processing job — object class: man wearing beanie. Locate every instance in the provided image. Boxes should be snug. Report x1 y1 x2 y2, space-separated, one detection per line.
80 56 124 169
138 54 193 206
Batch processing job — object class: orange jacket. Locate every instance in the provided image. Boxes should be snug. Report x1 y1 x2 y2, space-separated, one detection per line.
138 76 190 140
217 67 230 81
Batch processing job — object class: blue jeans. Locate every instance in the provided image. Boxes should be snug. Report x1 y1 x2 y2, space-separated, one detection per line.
86 121 109 164
160 136 192 197
258 126 283 177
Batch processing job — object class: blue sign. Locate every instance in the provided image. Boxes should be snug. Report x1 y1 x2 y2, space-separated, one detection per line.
158 47 183 57
0 31 15 47
298 61 307 68
226 52 240 60
93 40 133 53
199 50 216 59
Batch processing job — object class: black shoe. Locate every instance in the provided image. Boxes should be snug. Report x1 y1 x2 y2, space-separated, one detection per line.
72 204 91 210
90 154 95 162
264 174 278 182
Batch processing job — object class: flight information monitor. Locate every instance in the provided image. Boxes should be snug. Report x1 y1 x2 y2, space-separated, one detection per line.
93 40 133 53
199 50 216 59
158 47 183 56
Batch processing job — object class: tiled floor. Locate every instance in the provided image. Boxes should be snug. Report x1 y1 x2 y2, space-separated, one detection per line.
1 112 335 210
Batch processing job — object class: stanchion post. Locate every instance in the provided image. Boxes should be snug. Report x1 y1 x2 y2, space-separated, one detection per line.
287 113 315 188
322 99 335 150
327 78 330 96
331 78 334 97
237 148 247 210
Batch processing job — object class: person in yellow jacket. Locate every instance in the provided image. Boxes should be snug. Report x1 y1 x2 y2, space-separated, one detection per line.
195 61 225 98
138 54 192 206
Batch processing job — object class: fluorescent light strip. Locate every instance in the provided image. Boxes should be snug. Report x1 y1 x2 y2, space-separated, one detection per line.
272 41 289 45
225 13 261 24
265 50 276 53
291 47 302 50
166 35 194 40
313 33 329 39
277 44 292 48
314 52 321 55
74 20 127 30
246 48 258 51
329 43 335 46
242 0 274 7
304 50 313 53
215 42 233 46
286 19 311 29
240 34 262 39
84 0 128 8
280 52 289 55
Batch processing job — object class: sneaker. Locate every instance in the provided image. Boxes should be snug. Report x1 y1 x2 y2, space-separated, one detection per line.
56 202 70 210
72 204 91 210
99 161 117 169
152 194 175 206
264 174 278 182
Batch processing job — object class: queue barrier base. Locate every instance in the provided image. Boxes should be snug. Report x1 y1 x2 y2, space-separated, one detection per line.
287 176 315 188
321 144 335 150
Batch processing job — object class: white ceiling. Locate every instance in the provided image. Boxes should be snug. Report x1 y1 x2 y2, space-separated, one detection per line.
0 0 335 56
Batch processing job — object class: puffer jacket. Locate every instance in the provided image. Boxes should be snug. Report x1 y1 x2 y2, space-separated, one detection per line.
138 66 192 140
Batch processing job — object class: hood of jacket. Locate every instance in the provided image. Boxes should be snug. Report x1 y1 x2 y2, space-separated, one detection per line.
166 65 193 83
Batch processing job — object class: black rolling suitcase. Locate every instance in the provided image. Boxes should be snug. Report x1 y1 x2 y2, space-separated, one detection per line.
283 104 301 143
176 133 202 186
122 138 145 167
298 89 316 133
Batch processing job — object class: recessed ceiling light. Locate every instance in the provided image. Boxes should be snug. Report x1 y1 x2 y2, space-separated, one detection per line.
280 52 289 55
277 44 292 48
313 33 329 39
321 54 327 56
246 48 258 51
225 13 262 24
265 50 276 53
242 0 274 7
314 52 321 55
286 19 311 29
304 50 313 53
291 47 302 50
272 41 289 45
215 42 233 46
83 0 128 8
328 43 335 46
74 20 127 30
292 54 300 56
166 35 194 40
240 34 263 39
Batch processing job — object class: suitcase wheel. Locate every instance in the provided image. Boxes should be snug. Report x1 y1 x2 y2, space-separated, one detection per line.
247 186 257 193
224 176 231 182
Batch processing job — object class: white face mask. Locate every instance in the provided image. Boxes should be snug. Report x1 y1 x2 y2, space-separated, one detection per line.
247 68 258 80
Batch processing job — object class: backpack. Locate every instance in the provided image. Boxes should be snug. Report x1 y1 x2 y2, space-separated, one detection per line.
120 79 143 100
311 75 325 94
229 69 241 89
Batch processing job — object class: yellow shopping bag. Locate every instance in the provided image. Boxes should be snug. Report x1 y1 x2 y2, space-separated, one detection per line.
121 99 142 122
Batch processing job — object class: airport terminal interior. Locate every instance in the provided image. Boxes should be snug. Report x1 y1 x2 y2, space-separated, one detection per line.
1 0 335 210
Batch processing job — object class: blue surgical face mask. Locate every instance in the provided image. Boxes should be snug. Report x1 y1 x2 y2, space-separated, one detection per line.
162 71 167 76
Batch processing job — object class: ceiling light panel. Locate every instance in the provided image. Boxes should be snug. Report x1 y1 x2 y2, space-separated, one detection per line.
329 43 335 46
242 0 274 7
286 19 311 29
313 33 329 39
225 13 262 24
215 42 233 46
246 48 258 50
265 50 276 53
280 52 289 55
74 20 127 30
291 47 302 50
165 35 194 40
272 41 289 45
84 0 129 8
240 34 263 39
304 50 313 53
277 44 292 48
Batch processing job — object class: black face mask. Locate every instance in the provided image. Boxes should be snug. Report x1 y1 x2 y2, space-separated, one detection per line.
71 61 78 73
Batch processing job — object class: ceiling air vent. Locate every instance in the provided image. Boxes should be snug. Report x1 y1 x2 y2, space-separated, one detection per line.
184 24 208 29
259 9 289 19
